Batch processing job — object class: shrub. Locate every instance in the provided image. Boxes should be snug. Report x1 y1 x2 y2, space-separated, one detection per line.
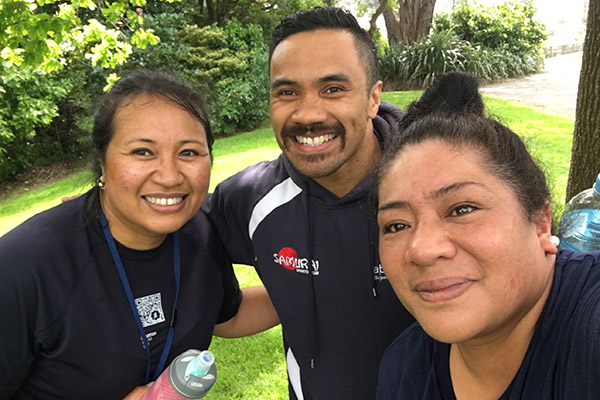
433 0 547 55
0 64 70 180
379 31 544 90
178 20 270 136
378 0 546 90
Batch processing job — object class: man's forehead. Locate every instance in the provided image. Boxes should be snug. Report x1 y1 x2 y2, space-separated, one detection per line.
271 29 357 59
269 30 364 82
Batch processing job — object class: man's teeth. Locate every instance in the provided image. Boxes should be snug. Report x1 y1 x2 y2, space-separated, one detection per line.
145 196 183 206
296 134 336 146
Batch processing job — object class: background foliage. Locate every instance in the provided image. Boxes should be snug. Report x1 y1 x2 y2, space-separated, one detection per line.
0 0 549 183
378 0 547 90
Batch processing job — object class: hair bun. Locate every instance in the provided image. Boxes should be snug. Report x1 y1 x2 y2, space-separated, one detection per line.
401 72 484 130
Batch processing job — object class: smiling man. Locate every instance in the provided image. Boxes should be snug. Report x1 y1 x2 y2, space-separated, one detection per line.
203 7 414 399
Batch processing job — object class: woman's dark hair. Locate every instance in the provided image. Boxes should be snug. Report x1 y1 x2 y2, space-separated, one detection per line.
373 71 550 223
88 70 213 214
269 7 379 91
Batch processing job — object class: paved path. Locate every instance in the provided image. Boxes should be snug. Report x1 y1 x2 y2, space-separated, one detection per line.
480 52 582 119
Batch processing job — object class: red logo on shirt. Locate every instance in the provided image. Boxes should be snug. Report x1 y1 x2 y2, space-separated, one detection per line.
273 247 320 275
276 247 298 270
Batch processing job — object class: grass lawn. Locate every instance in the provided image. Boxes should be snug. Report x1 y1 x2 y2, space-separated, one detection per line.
0 91 574 399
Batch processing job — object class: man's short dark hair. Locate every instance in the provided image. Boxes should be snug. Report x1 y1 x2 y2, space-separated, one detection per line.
269 7 379 89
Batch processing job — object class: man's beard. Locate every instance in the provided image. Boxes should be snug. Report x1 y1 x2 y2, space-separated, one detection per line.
279 121 348 178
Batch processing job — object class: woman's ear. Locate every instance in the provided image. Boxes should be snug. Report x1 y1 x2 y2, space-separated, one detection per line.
537 202 558 255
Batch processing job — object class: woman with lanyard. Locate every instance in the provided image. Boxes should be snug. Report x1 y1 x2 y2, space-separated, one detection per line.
0 70 279 399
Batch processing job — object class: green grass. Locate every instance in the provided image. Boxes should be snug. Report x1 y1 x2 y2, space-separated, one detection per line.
210 266 288 399
0 170 95 235
0 92 575 399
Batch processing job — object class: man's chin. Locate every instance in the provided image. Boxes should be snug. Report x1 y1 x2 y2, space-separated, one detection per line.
285 154 343 179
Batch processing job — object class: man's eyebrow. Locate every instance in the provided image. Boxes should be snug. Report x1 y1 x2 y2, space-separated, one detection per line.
270 73 352 90
317 73 351 84
271 78 296 90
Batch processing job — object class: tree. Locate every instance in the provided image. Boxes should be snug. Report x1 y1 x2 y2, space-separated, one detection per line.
0 0 159 73
0 0 159 180
565 0 600 201
379 0 437 46
192 0 326 32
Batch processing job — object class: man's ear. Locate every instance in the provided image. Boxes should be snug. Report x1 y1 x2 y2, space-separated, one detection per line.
367 80 383 120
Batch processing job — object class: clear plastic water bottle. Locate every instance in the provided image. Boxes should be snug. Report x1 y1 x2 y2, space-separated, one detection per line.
143 349 217 400
558 173 600 252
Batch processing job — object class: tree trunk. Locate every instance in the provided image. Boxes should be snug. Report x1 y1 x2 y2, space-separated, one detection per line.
397 0 436 45
381 0 436 46
566 0 600 202
368 0 389 37
383 6 403 46
204 0 216 24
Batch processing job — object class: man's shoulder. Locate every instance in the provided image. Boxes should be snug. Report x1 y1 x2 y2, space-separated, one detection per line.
213 156 290 198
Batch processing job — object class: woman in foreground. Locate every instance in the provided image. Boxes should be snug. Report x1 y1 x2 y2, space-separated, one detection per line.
374 72 600 399
0 70 278 399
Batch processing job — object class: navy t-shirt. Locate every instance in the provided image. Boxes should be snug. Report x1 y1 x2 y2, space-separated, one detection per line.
377 250 600 400
0 192 241 399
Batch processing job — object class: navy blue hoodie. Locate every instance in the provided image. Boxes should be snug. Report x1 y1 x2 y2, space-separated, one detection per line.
203 102 415 400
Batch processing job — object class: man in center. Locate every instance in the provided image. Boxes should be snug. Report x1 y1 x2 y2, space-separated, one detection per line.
203 7 414 399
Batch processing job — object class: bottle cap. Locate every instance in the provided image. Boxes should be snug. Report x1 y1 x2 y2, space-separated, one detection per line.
169 349 217 398
185 350 215 378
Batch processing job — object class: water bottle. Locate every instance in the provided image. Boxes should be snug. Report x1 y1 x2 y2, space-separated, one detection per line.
142 349 217 399
558 173 600 252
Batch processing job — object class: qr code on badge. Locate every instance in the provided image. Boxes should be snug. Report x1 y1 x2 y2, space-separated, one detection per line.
135 293 166 328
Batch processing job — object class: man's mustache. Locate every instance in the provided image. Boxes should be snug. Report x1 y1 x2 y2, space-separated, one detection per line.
281 122 345 139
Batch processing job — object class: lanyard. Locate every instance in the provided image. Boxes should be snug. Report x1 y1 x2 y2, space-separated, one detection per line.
98 206 180 383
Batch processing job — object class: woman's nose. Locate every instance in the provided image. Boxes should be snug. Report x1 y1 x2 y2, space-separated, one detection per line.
152 157 184 187
406 221 456 267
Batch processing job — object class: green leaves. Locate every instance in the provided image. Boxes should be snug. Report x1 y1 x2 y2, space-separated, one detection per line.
433 0 548 55
0 0 159 73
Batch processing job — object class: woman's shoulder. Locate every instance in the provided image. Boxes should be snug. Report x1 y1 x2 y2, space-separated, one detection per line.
178 209 229 258
553 250 600 295
377 323 445 400
0 193 91 264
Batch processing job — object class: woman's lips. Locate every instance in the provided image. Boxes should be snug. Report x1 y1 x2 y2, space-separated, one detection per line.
415 278 475 302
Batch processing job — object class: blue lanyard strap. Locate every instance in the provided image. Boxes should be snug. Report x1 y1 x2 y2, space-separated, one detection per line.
98 206 180 383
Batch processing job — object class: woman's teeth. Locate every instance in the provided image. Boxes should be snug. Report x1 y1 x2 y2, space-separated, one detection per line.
144 196 183 206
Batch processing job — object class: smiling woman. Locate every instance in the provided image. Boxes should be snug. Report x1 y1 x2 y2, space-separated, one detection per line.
98 93 212 250
374 72 600 400
0 70 279 400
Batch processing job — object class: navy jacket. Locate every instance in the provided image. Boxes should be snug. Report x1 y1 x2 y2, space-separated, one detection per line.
203 102 415 400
